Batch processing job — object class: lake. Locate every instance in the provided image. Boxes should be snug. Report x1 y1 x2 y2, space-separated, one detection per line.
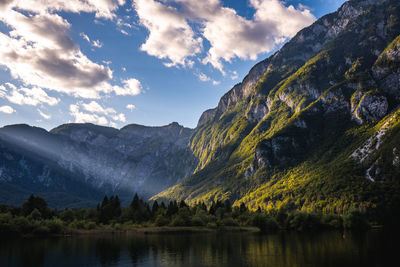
0 230 397 266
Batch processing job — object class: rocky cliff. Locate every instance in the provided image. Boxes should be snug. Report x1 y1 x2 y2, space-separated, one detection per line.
153 0 400 219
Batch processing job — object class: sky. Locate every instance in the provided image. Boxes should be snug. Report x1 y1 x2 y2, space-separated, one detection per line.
0 0 346 130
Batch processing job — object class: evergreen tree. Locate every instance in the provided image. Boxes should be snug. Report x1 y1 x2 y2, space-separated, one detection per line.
239 203 247 213
22 195 50 218
130 193 140 210
152 201 159 214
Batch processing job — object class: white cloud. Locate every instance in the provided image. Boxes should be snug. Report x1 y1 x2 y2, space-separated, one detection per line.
69 104 109 125
230 71 239 80
92 40 103 48
80 32 103 48
0 1 141 99
70 101 127 126
197 72 211 82
80 32 91 43
133 0 203 68
81 100 116 115
212 80 220 86
120 29 129 35
113 78 142 96
0 105 15 114
126 104 136 111
38 109 51 120
0 83 60 106
112 113 126 123
133 0 315 73
3 0 122 20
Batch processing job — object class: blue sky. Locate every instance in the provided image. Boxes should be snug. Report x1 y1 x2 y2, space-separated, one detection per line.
0 0 346 130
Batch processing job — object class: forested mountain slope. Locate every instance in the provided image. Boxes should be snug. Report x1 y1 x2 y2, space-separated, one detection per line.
153 0 400 221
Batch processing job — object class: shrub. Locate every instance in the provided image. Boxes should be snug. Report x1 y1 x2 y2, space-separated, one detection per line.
70 220 86 229
12 216 32 234
114 223 122 230
32 225 50 235
343 207 369 230
60 209 75 222
29 209 42 221
220 217 239 227
155 215 169 226
288 212 322 231
86 221 97 230
206 222 217 228
191 216 206 226
251 214 278 232
170 216 187 226
322 214 343 229
45 219 64 234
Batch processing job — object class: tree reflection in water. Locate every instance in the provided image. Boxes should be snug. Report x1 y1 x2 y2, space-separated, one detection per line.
0 230 397 267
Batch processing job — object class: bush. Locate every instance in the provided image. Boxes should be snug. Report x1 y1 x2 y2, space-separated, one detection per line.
45 219 64 234
12 216 32 234
251 214 278 232
170 216 187 226
70 220 86 229
155 215 169 226
288 212 322 231
343 208 369 230
29 209 42 221
206 222 217 228
191 216 206 226
32 225 50 235
322 214 343 229
60 209 75 222
220 217 239 227
86 221 97 230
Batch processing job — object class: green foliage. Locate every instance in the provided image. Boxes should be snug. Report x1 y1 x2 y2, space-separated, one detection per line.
22 195 51 218
343 207 369 230
287 212 322 231
250 213 278 232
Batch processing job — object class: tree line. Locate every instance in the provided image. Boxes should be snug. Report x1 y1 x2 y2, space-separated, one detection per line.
0 194 371 236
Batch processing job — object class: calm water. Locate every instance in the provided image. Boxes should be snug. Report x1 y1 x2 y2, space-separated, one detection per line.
0 230 397 267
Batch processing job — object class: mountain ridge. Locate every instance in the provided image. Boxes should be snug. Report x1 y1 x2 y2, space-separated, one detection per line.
0 122 196 207
152 0 400 222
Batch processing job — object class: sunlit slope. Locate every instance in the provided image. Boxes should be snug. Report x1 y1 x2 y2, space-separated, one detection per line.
152 0 400 215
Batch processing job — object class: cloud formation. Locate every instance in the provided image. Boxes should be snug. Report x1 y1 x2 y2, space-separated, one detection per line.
69 101 126 126
38 109 51 120
80 32 104 48
133 0 202 68
0 105 15 114
126 104 136 111
113 78 142 96
133 0 315 73
0 83 59 106
197 73 211 82
0 1 142 99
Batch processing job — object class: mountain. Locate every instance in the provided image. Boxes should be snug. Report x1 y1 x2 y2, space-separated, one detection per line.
0 122 196 207
152 0 400 221
1 0 400 221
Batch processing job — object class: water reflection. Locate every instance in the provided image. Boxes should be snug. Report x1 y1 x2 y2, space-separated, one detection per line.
0 230 396 267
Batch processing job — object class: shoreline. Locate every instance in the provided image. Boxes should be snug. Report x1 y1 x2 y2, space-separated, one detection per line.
64 226 261 236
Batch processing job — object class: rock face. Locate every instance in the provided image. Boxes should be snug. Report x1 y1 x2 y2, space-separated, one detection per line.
153 0 400 213
197 108 216 127
352 93 388 124
0 122 197 207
